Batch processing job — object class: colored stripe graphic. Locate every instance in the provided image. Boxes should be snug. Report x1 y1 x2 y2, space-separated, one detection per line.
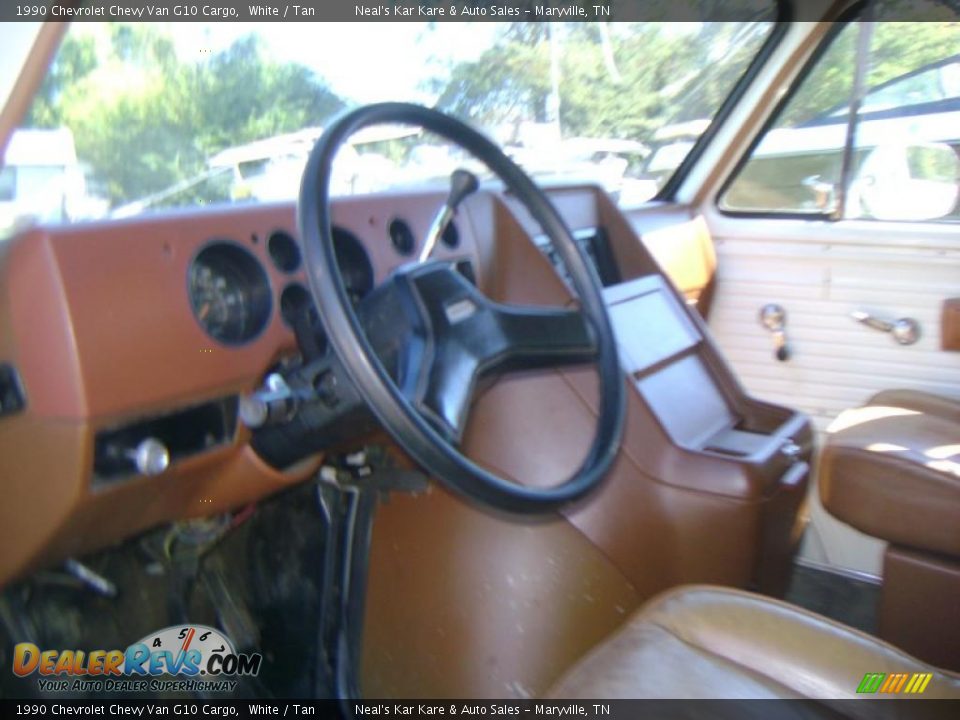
889 673 908 693
857 672 931 694
908 673 932 694
857 673 886 693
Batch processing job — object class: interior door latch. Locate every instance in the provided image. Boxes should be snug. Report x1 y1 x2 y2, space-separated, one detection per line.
759 303 791 362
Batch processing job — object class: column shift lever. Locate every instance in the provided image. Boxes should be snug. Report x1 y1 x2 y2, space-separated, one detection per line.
419 168 479 262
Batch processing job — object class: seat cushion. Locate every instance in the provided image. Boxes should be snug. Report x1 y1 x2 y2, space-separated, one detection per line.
819 391 960 556
869 389 960 424
546 585 960 702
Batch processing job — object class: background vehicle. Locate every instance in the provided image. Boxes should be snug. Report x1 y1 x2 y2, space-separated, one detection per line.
0 128 106 232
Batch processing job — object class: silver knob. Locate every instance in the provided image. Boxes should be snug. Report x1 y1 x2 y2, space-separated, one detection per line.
759 303 786 332
239 395 270 428
892 318 921 346
126 438 169 476
239 374 298 429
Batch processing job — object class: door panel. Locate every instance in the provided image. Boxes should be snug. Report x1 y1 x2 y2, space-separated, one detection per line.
704 217 960 575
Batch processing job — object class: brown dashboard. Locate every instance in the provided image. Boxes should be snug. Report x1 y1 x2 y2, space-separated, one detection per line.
0 189 493 586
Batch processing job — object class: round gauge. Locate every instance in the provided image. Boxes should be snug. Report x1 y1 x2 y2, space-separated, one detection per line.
267 230 301 273
333 227 374 305
188 242 272 345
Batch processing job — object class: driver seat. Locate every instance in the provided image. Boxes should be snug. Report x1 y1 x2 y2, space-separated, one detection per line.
546 586 960 702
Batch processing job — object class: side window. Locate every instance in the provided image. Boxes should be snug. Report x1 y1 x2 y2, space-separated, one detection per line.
721 8 960 222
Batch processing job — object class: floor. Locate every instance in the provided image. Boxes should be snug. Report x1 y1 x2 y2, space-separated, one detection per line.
784 563 881 635
0 481 330 700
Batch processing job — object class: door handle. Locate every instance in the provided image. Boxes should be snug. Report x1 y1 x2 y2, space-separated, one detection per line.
851 311 921 345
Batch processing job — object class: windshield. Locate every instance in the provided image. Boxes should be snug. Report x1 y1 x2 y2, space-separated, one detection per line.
1 17 776 233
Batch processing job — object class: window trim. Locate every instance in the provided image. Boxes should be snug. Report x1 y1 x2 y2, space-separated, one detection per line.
656 0 793 202
713 1 868 220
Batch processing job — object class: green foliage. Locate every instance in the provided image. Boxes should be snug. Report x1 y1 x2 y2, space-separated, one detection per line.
779 21 960 128
26 25 344 206
868 21 960 87
725 14 960 215
434 30 551 127
25 33 98 129
432 22 772 146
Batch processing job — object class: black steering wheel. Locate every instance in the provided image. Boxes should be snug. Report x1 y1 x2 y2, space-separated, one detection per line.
298 103 624 513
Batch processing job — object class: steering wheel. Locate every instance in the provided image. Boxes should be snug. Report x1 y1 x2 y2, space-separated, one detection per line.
298 103 624 513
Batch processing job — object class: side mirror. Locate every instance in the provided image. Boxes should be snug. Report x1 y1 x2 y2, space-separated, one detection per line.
852 142 960 221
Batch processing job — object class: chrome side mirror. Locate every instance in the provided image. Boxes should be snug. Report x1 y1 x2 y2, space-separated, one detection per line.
851 142 960 221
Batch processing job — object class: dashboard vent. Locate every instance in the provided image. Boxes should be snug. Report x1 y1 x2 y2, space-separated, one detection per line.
0 363 26 418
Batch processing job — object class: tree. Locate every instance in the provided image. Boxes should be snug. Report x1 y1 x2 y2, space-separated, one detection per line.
431 22 743 145
777 21 959 128
24 25 345 207
25 33 97 129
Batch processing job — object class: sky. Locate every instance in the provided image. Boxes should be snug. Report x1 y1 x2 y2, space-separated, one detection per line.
164 22 502 105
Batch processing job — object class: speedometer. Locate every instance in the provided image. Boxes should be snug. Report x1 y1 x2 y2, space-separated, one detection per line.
188 242 272 345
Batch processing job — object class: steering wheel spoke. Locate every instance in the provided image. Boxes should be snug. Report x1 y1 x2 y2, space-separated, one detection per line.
383 262 598 444
491 303 597 370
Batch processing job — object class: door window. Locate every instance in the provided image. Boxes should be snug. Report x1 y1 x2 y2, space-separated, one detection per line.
720 2 960 223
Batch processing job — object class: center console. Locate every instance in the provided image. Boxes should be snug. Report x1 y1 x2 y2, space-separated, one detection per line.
521 193 813 599
606 274 806 471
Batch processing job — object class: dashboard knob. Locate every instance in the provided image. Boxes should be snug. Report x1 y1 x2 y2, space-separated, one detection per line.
240 374 298 429
126 438 170 476
239 395 270 428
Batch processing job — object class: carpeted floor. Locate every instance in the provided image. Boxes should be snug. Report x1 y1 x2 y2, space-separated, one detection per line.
785 563 881 634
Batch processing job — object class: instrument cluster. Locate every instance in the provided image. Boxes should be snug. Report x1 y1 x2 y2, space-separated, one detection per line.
187 228 375 346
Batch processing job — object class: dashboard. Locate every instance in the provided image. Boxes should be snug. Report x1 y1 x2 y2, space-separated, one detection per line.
0 190 491 586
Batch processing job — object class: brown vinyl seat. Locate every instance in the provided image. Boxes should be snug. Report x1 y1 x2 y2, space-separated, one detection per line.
820 389 960 556
546 585 960 704
818 389 960 670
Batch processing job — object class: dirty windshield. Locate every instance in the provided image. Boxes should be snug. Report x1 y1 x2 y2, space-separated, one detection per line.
2 15 775 233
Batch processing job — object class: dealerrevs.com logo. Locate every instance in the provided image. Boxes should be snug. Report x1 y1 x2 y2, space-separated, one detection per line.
12 625 261 693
